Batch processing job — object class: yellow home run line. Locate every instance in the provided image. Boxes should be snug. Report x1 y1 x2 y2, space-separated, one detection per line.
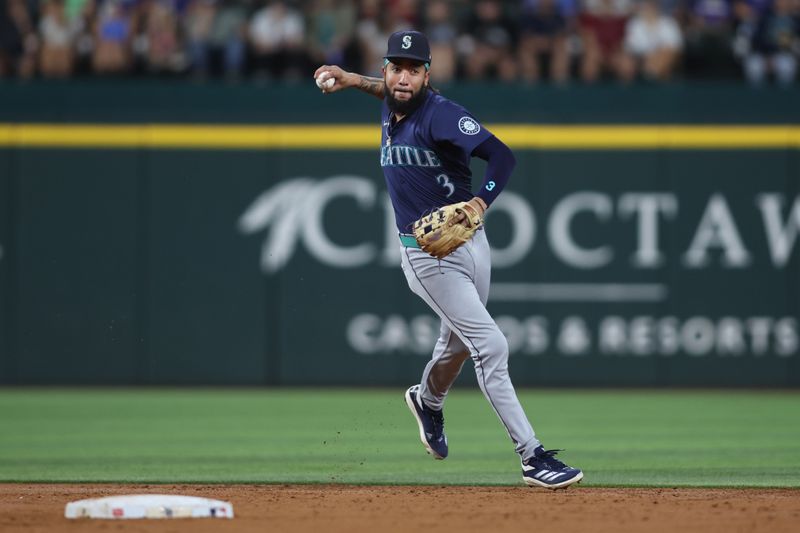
0 124 798 149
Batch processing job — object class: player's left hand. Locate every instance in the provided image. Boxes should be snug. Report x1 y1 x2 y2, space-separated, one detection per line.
452 197 487 227
413 200 485 259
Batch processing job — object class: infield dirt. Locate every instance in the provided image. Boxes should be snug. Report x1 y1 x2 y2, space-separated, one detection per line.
1 484 798 533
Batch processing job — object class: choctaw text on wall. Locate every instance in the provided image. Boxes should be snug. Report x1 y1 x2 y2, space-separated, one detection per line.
239 176 800 362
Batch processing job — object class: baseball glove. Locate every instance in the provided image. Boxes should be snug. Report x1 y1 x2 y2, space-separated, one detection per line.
412 201 484 259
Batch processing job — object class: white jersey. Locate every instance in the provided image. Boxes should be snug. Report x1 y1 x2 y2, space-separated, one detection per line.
625 16 683 55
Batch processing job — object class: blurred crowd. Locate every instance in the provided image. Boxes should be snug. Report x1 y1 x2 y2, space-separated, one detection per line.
1 0 799 85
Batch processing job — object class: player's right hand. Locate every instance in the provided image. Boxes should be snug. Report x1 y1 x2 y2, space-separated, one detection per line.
313 65 350 93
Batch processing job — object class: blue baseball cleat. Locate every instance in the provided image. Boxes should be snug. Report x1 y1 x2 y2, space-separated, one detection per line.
522 446 583 490
404 385 448 460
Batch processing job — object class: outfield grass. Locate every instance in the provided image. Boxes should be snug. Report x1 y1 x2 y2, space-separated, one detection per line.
0 388 798 487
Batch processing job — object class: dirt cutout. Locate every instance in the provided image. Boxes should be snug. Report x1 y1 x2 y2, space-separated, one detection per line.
1 484 798 533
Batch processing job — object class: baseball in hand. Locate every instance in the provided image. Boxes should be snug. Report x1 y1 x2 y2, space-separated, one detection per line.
315 72 335 90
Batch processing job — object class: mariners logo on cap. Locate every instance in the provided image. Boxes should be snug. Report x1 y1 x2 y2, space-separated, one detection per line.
385 30 431 64
458 117 481 135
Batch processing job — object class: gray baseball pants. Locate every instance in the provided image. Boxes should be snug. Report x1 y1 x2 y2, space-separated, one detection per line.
400 229 541 461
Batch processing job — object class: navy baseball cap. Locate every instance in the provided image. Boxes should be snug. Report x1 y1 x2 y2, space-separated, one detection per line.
384 31 431 66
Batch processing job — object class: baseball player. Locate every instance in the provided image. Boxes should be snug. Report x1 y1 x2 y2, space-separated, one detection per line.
314 30 583 489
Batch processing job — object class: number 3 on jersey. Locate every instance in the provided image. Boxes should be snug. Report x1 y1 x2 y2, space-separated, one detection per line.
436 173 454 197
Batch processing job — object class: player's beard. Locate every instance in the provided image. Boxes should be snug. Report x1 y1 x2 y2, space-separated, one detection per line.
385 82 428 116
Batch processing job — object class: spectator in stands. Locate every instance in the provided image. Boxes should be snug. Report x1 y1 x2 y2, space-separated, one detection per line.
740 0 799 85
387 0 420 27
518 0 575 83
306 0 357 67
619 0 683 81
39 0 77 78
731 0 774 60
423 0 457 83
579 0 632 82
70 0 97 76
683 0 738 79
734 0 773 21
207 0 248 80
185 0 216 78
65 0 94 22
249 0 306 80
0 0 38 79
354 0 408 75
461 0 518 80
142 0 184 74
92 0 134 74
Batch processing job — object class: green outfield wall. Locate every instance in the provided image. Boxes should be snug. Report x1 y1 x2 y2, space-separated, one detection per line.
0 82 798 386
